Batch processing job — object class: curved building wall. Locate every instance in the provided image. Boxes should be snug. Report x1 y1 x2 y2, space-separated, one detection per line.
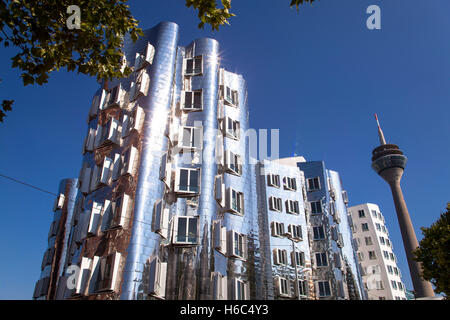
120 21 180 300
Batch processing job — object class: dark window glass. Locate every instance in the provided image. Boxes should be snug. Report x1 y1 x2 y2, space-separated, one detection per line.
179 169 189 191
193 91 202 108
177 217 187 242
184 91 192 108
189 170 199 192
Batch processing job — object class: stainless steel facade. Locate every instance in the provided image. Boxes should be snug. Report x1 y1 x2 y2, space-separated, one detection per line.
298 161 366 300
34 21 366 300
33 178 79 300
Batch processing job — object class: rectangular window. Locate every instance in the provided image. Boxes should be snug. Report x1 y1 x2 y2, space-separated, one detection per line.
185 56 202 75
92 252 121 293
278 277 290 296
383 251 389 259
130 70 150 101
341 190 349 204
386 238 391 247
176 168 200 194
313 226 325 240
398 282 403 290
180 126 203 150
181 90 203 111
134 42 155 70
147 257 167 299
376 223 381 231
288 225 303 240
387 265 394 274
122 105 145 138
364 236 373 245
225 151 242 176
233 279 248 300
317 281 331 297
224 86 239 107
315 252 328 267
298 280 307 297
368 251 377 260
358 252 364 261
212 272 227 300
213 220 227 254
362 223 369 231
283 177 297 191
173 216 198 244
390 253 395 261
101 84 122 109
97 118 120 147
83 127 96 153
53 194 65 212
109 194 130 229
267 174 280 188
391 280 398 290
376 281 384 290
311 201 322 214
286 200 299 214
227 188 244 215
225 117 240 140
272 222 285 237
121 146 138 177
379 237 386 245
358 210 365 218
274 249 288 265
153 199 169 239
230 231 246 259
269 196 282 212
394 267 399 275
214 175 225 207
292 251 305 267
307 177 321 191
371 210 377 218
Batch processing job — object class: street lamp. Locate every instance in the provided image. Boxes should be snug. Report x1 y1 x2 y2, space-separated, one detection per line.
284 232 300 300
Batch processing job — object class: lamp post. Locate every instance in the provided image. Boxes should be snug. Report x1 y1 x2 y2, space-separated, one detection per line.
284 233 300 300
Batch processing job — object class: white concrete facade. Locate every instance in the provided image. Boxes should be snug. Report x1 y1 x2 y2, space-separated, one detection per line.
348 203 407 300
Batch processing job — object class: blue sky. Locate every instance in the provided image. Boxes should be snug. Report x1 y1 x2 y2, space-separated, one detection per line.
0 0 449 299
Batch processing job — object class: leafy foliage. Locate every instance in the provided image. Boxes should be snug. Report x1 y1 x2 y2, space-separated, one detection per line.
413 203 450 299
0 0 317 122
0 0 142 122
1 99 14 122
186 0 317 30
0 0 141 85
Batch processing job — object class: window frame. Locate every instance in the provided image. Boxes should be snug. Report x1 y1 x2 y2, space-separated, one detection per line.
285 199 300 214
315 252 328 267
184 55 203 76
175 167 201 194
181 89 203 111
283 176 297 191
227 188 244 216
269 196 283 212
172 216 199 245
307 177 321 191
267 173 280 188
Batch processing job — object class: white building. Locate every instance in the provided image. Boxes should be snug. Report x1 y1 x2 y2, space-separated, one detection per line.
348 203 407 300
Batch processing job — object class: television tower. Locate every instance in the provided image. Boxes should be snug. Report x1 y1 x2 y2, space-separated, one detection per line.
371 114 434 298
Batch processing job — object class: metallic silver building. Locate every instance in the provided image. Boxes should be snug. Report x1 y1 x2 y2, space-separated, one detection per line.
34 22 365 300
298 161 366 300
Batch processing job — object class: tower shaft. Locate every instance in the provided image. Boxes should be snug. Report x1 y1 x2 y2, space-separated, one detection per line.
380 168 435 298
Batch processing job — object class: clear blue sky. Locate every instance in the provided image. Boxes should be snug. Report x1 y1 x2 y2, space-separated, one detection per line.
0 0 449 299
